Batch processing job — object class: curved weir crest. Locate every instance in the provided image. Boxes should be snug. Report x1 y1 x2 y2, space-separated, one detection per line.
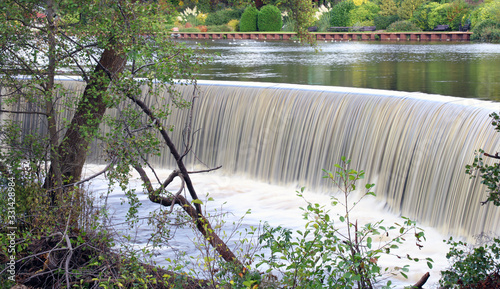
147 80 500 239
9 79 499 238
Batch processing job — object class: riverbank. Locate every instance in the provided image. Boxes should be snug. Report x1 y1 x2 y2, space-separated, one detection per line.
174 31 473 42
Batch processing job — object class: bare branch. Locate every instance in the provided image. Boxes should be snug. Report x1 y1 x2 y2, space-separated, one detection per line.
484 152 500 160
0 109 48 116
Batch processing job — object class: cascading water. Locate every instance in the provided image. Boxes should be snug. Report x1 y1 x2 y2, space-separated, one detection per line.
137 80 500 239
6 78 500 239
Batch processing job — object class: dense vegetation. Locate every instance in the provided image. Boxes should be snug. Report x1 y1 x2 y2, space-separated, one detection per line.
173 0 500 42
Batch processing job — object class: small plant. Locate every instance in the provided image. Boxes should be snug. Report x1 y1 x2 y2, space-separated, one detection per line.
257 157 432 288
440 235 500 288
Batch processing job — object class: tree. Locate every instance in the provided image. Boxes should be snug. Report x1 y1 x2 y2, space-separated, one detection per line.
1 0 243 286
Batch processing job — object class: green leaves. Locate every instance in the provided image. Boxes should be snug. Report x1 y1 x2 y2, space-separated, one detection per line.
258 158 431 288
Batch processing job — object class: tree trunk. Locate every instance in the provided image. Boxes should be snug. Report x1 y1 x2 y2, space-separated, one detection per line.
45 48 126 192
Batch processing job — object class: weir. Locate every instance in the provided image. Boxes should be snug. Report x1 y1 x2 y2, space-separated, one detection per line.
145 80 500 239
5 79 500 239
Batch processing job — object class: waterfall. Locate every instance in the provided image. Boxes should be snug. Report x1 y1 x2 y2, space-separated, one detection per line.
5 79 500 238
148 80 500 238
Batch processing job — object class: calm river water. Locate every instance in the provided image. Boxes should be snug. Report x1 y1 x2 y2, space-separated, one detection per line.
184 40 500 101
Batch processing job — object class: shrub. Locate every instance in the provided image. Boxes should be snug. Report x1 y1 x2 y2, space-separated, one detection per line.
386 20 422 32
470 0 500 28
227 19 239 31
330 0 356 27
412 2 440 31
257 5 282 32
240 6 259 32
374 14 400 30
206 25 232 32
428 3 450 30
445 0 470 31
179 27 201 32
440 236 500 288
205 8 243 26
348 2 380 26
257 158 432 289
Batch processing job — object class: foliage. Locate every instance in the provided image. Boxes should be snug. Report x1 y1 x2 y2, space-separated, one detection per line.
330 0 356 26
257 5 283 32
397 0 427 20
227 19 240 31
374 14 400 30
256 158 432 289
205 8 244 26
379 0 399 16
281 0 316 43
207 24 233 32
240 6 259 32
348 2 380 26
177 6 204 26
426 2 450 30
440 235 500 288
445 0 470 30
470 19 500 42
466 112 500 204
386 20 422 31
316 10 334 32
412 2 440 30
469 0 500 27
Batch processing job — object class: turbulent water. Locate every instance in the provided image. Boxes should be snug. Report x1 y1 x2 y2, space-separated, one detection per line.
104 80 499 239
6 78 500 287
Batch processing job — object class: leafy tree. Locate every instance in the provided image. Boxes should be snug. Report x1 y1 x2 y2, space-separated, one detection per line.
469 0 500 28
412 2 441 30
398 0 427 20
281 0 316 43
0 0 245 286
379 0 399 16
348 1 380 26
330 0 356 26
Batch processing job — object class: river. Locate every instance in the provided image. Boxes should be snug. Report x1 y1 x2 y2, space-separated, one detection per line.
185 39 500 101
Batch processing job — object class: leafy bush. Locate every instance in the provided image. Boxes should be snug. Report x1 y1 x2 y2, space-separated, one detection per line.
470 0 500 28
330 0 356 27
428 2 450 30
445 0 470 31
374 14 400 30
348 2 380 26
206 25 232 32
179 27 201 32
257 158 432 289
227 19 240 31
470 18 500 43
412 2 440 31
440 236 500 288
240 6 259 32
386 20 422 32
257 5 282 32
205 8 243 26
397 0 426 20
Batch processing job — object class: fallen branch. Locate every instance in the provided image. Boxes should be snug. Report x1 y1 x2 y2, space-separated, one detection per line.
134 165 242 267
411 272 430 289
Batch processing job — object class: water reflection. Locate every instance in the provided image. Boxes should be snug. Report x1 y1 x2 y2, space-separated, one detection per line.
184 40 500 101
